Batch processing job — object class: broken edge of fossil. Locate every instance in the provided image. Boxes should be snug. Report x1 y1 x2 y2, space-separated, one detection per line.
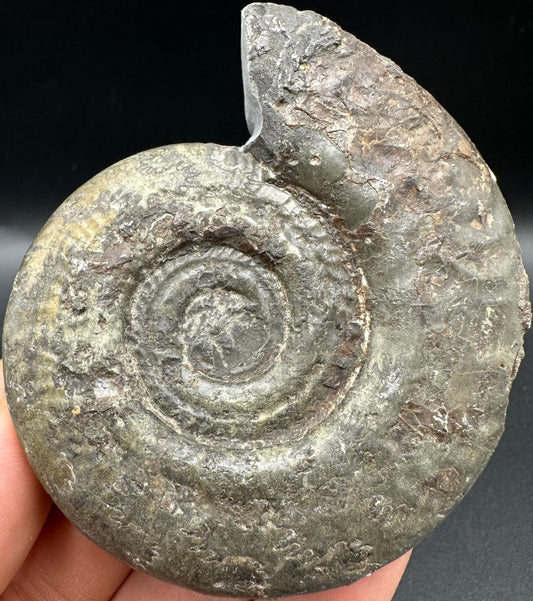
2 3 531 597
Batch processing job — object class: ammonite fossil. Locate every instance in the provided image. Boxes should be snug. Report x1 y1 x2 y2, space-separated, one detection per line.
2 3 530 598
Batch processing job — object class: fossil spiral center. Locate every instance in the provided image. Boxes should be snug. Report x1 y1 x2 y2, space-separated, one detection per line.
182 289 272 381
127 179 368 447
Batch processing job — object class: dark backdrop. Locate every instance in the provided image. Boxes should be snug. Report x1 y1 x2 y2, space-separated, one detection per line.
1 1 532 599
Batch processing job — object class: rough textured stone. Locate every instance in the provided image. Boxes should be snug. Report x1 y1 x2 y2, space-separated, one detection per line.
2 3 530 598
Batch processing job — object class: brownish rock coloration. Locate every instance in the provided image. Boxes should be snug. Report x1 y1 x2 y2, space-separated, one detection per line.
2 3 530 597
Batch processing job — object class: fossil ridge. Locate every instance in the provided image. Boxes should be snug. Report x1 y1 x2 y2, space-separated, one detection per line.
2 3 530 597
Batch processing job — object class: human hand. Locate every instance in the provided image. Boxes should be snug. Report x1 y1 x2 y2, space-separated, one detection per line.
0 359 410 601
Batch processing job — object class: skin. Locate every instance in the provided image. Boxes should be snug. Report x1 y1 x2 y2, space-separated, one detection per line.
0 359 411 601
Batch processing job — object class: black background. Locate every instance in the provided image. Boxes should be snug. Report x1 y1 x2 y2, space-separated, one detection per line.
0 1 532 599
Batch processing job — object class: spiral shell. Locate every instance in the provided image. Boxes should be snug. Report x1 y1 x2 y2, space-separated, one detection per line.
2 3 530 598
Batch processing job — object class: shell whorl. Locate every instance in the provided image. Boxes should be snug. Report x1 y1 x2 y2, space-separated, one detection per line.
2 3 530 598
125 147 369 449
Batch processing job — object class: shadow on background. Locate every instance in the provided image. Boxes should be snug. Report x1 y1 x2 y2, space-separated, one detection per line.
0 1 531 599
1 210 532 601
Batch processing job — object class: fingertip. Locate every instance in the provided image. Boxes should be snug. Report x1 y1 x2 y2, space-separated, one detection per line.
3 506 131 601
0 359 53 592
281 550 412 601
110 571 242 601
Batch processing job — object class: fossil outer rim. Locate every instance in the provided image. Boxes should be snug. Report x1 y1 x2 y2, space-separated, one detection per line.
2 2 531 598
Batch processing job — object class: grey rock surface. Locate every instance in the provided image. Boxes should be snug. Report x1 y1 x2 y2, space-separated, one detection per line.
2 3 530 598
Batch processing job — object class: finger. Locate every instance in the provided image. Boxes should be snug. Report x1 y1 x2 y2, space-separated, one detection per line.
0 360 53 593
2 505 132 601
111 572 244 601
285 550 412 601
111 550 411 601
